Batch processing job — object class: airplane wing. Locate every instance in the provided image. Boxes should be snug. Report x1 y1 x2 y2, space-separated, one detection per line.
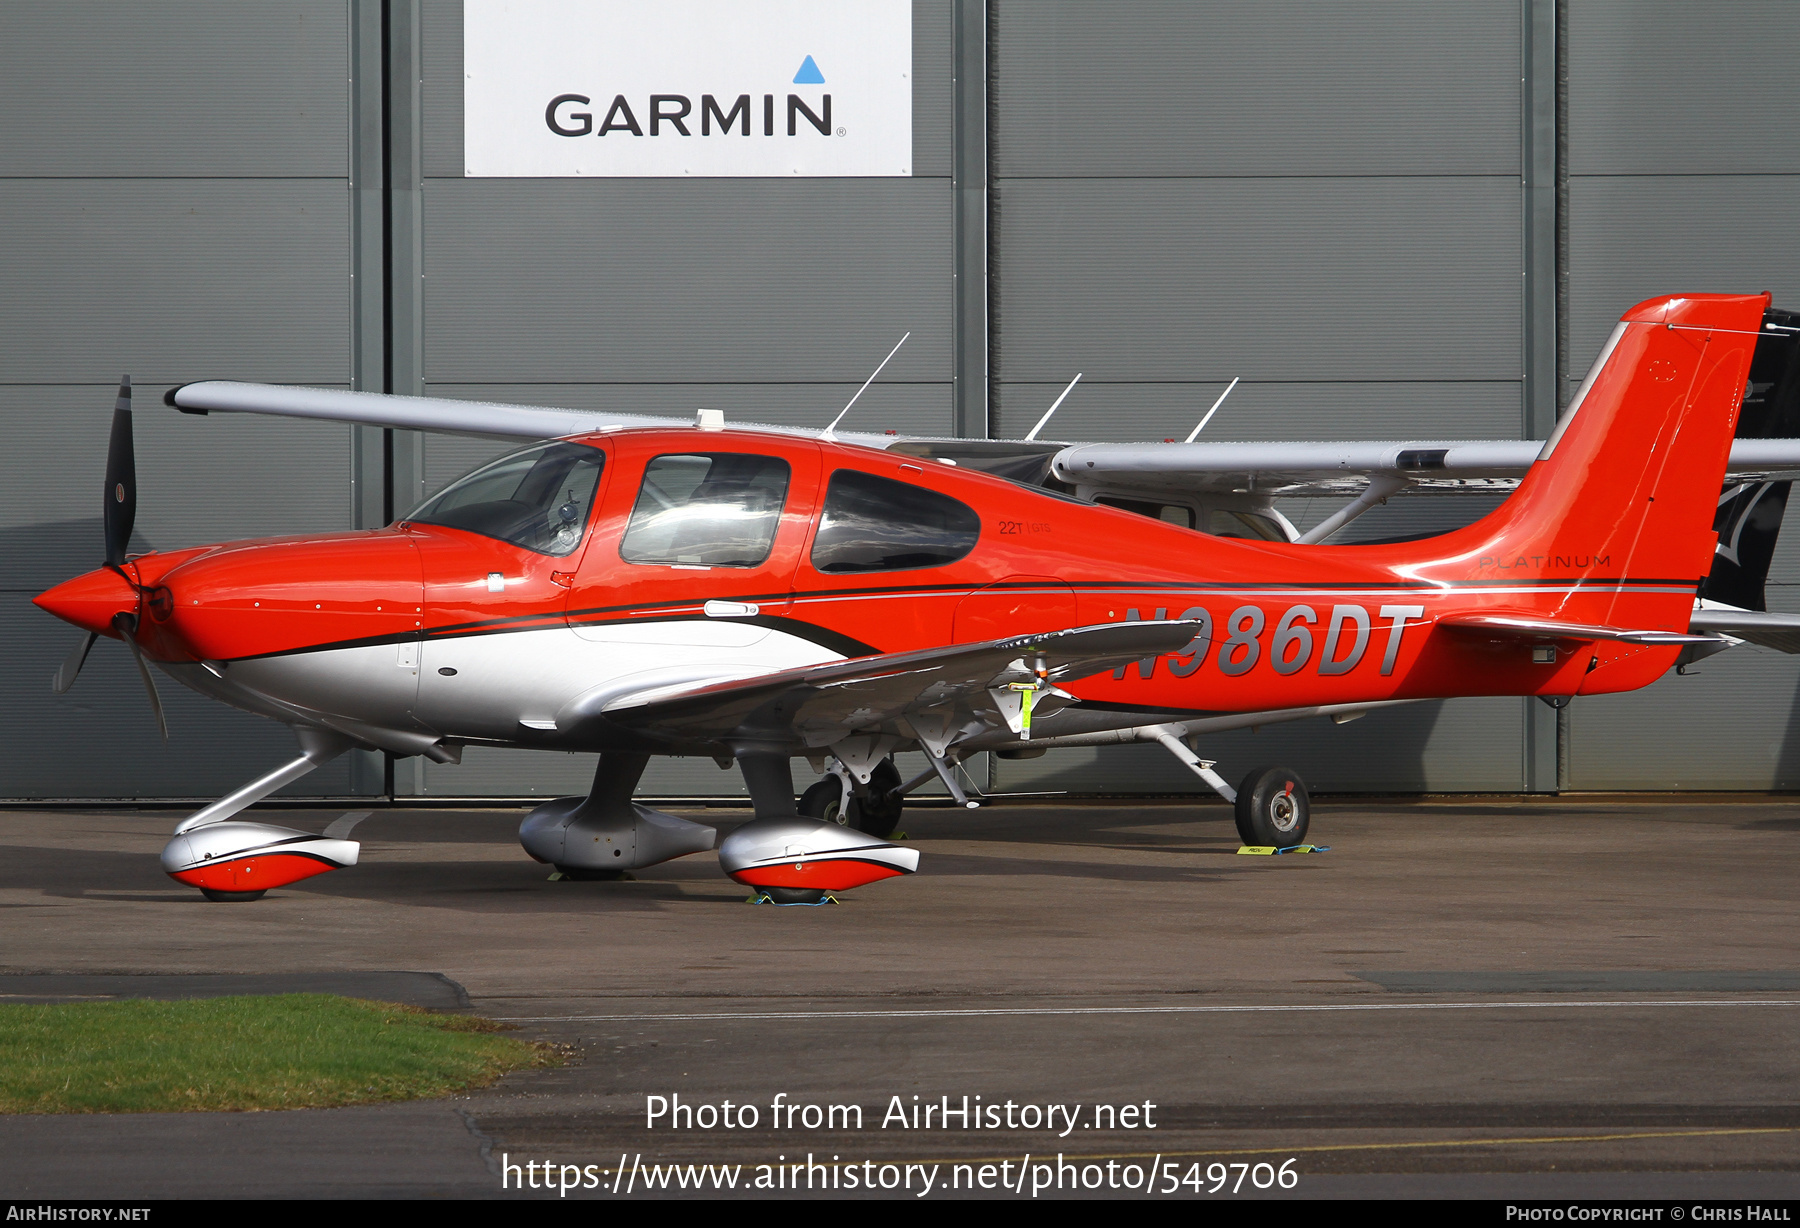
565 620 1205 748
166 380 897 447
169 382 1800 495
1048 438 1800 498
1687 608 1800 654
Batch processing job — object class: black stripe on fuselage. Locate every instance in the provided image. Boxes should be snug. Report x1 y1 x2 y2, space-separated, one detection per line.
216 575 1696 663
225 612 880 662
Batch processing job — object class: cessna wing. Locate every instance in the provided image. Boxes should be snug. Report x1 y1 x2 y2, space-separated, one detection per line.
1688 608 1800 654
568 620 1206 749
1047 437 1800 500
168 382 1800 495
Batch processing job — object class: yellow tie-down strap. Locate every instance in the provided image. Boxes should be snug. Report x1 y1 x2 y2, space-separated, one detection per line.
1237 844 1331 856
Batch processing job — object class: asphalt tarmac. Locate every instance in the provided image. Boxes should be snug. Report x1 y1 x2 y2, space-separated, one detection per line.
0 795 1797 1201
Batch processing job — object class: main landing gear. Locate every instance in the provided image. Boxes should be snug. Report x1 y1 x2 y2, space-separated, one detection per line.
716 752 919 904
797 758 906 839
1140 724 1311 848
1232 765 1311 848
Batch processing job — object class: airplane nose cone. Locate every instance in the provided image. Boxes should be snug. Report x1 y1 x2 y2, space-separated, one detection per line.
35 567 138 636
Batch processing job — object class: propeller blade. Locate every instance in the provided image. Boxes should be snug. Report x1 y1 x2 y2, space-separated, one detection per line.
103 376 136 568
112 612 168 741
51 631 99 695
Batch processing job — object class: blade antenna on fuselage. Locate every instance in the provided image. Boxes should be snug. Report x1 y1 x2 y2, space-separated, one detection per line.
823 332 909 441
1184 376 1240 443
1024 373 1082 441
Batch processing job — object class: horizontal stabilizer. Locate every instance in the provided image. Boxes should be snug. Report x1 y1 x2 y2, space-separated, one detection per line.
1688 608 1800 655
1442 613 1718 646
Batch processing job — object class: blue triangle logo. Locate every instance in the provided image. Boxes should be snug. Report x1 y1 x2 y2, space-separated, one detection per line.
793 55 825 85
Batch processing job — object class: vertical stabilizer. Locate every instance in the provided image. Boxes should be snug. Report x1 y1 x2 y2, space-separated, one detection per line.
1461 293 1768 627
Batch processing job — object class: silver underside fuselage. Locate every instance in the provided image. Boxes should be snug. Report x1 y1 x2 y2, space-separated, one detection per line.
159 616 1210 761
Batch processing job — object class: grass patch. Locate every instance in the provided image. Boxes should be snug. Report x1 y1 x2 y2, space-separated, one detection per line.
0 994 561 1114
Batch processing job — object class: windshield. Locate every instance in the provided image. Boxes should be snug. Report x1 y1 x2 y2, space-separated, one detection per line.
406 442 604 556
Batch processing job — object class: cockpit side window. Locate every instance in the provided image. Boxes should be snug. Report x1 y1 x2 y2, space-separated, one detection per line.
811 469 981 573
620 452 791 568
406 442 604 556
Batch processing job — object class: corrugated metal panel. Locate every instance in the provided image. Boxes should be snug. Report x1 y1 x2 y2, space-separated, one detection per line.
911 0 953 178
0 180 352 384
994 698 1528 794
994 1 1520 177
423 1 953 180
998 380 1525 444
0 385 353 591
1564 651 1800 790
421 749 748 799
419 747 956 800
420 0 464 179
0 594 356 801
992 177 1522 383
1568 0 1800 175
420 178 951 383
1564 174 1800 375
0 1 348 177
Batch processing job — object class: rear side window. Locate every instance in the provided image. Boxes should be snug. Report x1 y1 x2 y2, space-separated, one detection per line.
620 452 791 568
811 469 981 573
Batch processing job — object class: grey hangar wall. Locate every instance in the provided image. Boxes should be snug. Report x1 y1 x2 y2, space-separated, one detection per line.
3 0 1798 803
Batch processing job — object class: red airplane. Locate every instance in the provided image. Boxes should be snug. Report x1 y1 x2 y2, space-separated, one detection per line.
32 292 1787 904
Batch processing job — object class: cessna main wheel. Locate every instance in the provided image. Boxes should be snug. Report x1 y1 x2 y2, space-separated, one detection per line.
797 759 905 839
852 759 904 838
763 887 828 905
198 888 267 902
1233 765 1310 848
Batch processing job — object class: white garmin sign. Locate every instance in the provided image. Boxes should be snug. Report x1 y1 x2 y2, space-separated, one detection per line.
463 0 912 178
